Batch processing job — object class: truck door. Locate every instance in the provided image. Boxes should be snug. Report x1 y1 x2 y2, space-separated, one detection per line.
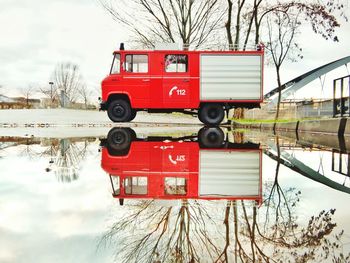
123 54 150 108
162 54 191 108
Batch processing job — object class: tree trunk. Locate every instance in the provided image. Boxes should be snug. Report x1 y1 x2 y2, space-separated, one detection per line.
225 0 233 50
233 108 244 119
274 66 282 126
234 0 245 50
254 0 260 45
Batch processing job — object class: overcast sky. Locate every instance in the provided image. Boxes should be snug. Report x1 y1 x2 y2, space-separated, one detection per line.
0 0 349 99
0 0 126 98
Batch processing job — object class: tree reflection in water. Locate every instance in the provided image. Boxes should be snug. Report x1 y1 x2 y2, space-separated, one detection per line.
44 139 90 183
102 199 223 262
0 136 94 183
101 137 350 263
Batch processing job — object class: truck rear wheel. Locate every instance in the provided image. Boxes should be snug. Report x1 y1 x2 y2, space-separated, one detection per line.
198 127 225 148
199 103 224 125
107 99 132 122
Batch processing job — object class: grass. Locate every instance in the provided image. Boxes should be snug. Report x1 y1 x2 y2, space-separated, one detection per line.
230 117 321 124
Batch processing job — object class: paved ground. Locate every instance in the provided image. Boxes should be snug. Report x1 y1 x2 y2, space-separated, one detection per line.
0 109 200 126
0 109 202 138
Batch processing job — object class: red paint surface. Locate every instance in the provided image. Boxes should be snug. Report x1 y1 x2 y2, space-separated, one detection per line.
101 141 262 203
101 48 264 109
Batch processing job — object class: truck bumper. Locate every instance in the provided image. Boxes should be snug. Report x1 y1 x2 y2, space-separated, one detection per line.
99 101 107 111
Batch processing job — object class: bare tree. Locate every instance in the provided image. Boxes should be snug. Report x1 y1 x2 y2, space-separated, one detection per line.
100 0 225 49
39 82 58 107
19 85 35 108
78 85 93 109
225 0 345 50
264 8 301 122
223 0 345 120
263 2 343 123
53 62 84 104
225 0 247 50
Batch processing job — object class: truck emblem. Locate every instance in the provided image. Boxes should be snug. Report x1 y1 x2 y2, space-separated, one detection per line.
169 86 178 96
169 86 186 96
169 154 186 164
169 154 177 164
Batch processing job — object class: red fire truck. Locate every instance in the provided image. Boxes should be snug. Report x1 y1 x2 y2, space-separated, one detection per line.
100 44 264 125
100 127 262 205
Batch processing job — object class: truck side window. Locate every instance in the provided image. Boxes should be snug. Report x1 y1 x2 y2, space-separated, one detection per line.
165 54 188 73
124 177 148 195
125 54 148 73
110 54 120 74
164 177 187 195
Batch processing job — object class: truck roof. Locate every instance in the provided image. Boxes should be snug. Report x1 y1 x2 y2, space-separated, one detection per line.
113 49 264 55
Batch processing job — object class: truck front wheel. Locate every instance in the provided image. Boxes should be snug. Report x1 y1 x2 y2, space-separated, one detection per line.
107 127 133 155
107 99 132 122
198 103 224 125
129 110 137 121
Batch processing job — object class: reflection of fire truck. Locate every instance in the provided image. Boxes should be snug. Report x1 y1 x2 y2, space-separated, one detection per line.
99 44 264 125
100 127 262 205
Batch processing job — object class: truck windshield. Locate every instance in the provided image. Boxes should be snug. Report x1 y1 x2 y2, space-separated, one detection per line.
109 175 120 195
110 53 120 74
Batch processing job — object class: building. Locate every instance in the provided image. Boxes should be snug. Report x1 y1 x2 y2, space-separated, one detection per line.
0 95 41 109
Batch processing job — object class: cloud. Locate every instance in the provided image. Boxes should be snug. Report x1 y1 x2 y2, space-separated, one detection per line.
0 0 128 95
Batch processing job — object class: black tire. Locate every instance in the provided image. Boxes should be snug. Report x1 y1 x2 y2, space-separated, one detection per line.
107 128 132 152
197 111 204 123
198 127 225 148
107 99 132 122
199 103 225 125
129 110 137 121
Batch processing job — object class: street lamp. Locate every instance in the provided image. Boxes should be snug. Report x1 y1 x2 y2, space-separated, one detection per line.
49 81 54 103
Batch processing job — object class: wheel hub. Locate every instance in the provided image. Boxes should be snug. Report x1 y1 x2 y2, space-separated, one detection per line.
113 105 125 117
208 108 218 119
207 132 218 142
112 132 125 145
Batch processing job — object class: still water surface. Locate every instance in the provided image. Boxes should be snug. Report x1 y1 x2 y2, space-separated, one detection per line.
1 127 350 263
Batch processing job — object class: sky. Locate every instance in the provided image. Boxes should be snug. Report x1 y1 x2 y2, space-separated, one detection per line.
0 0 125 98
0 0 349 100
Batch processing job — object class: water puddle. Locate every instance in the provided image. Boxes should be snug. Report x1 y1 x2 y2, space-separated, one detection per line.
1 127 350 262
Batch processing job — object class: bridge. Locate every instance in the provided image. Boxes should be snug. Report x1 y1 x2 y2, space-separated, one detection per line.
265 141 350 195
264 56 350 107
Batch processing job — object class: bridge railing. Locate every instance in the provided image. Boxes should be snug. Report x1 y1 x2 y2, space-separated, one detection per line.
333 75 350 117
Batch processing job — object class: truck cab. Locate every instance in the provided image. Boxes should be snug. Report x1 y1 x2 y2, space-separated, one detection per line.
100 44 264 125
